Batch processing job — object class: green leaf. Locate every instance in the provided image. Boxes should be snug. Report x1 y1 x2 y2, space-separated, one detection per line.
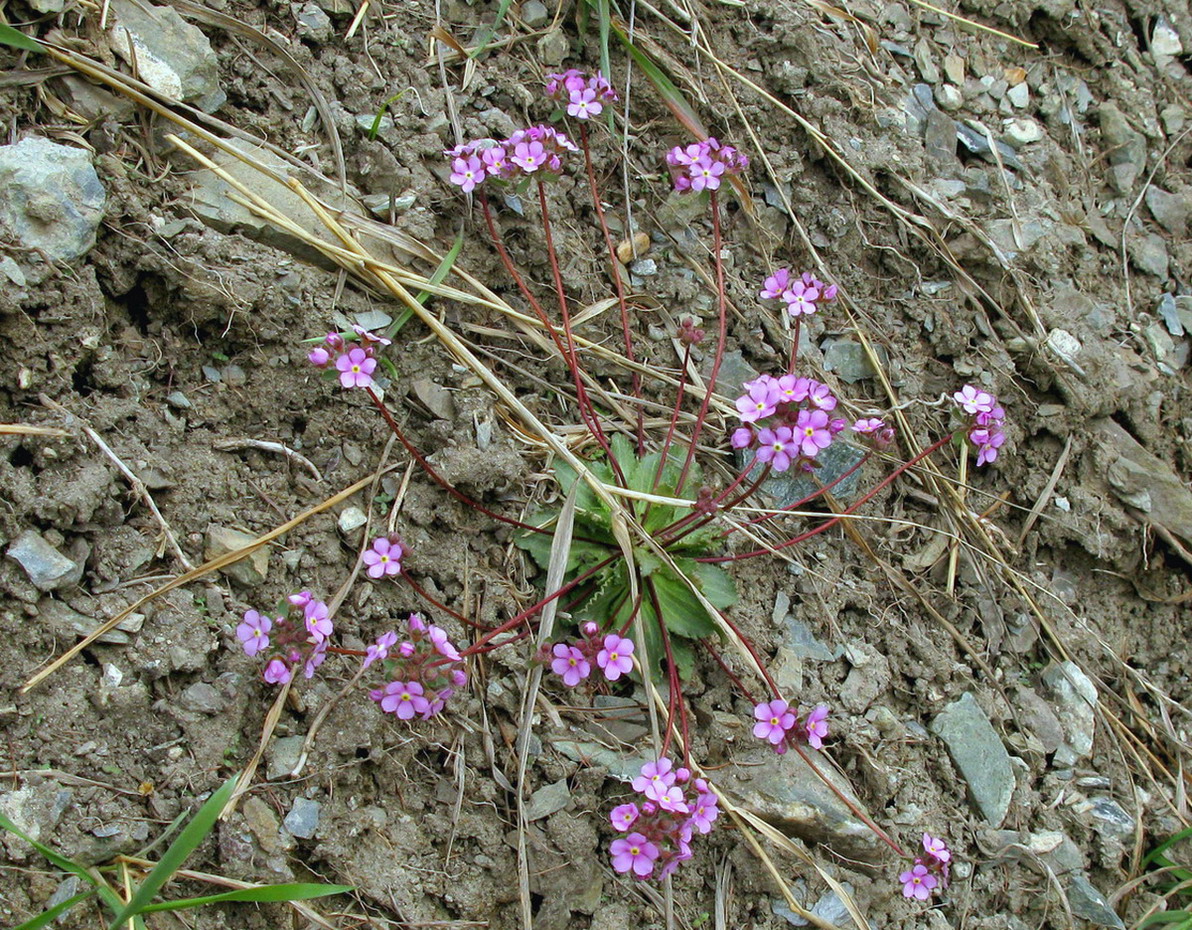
0 24 44 52
107 774 238 929
137 882 353 913
0 811 124 915
650 569 718 641
13 890 94 930
572 562 630 627
687 559 737 610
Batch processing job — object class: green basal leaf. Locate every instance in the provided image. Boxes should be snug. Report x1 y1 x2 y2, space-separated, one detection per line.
136 882 353 913
649 570 719 641
686 559 737 610
0 23 44 52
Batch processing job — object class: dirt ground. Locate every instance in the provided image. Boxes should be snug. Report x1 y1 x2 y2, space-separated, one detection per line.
1 0 1191 927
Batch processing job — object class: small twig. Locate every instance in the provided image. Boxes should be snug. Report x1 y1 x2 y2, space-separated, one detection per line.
1017 434 1072 546
40 394 194 572
212 438 323 481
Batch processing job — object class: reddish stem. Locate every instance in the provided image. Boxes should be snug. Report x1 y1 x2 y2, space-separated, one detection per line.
403 574 480 628
581 122 643 453
536 179 625 486
700 434 954 561
788 316 802 373
675 191 728 497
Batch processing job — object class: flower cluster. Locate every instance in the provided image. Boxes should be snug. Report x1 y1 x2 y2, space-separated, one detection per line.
362 534 403 579
547 622 635 687
609 758 720 879
367 613 467 720
235 590 333 685
308 326 391 390
732 373 847 472
952 385 1007 467
759 269 838 318
752 701 830 754
446 125 579 192
665 137 749 193
900 832 951 900
545 68 617 120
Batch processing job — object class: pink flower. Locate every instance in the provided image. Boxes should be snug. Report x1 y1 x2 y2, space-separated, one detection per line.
735 379 780 423
953 384 996 415
408 612 426 634
782 280 820 317
363 536 403 579
756 426 795 472
923 833 951 864
753 699 796 751
449 154 484 192
304 600 332 641
632 758 676 797
551 643 590 686
610 832 659 878
263 657 292 684
805 704 829 749
776 374 810 404
308 346 330 367
611 803 640 831
805 380 838 411
597 634 635 681
566 87 603 119
852 417 885 434
760 268 791 300
428 624 461 661
336 347 376 389
794 408 832 459
731 426 754 449
899 863 938 900
303 638 328 679
481 145 510 179
375 680 430 719
363 630 398 669
656 784 689 814
689 156 725 192
974 427 1006 466
690 789 719 834
287 590 313 609
236 610 272 657
511 139 547 173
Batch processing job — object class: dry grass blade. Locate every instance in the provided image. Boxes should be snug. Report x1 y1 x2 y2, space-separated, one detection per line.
20 467 396 693
224 677 293 816
903 0 1039 47
0 423 70 436
514 484 578 928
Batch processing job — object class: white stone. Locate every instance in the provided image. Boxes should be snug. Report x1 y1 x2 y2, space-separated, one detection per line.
1007 81 1030 108
1004 117 1043 145
1152 17 1183 58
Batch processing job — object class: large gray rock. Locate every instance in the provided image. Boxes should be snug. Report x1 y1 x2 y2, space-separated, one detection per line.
930 692 1014 825
0 138 105 282
7 530 81 592
106 0 224 112
723 749 882 860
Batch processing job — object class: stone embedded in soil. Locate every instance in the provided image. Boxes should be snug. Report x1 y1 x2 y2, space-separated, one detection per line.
822 339 885 383
520 0 550 28
723 749 882 861
106 0 224 112
1098 104 1146 194
294 1 333 42
1083 796 1134 839
1091 416 1192 551
40 598 143 644
955 123 1025 171
1040 661 1097 766
1066 872 1126 929
412 378 457 420
0 137 106 284
930 692 1014 826
525 778 571 821
7 531 81 592
179 682 224 715
773 880 856 927
284 797 322 838
1128 231 1170 279
204 525 269 586
267 735 307 780
759 438 867 508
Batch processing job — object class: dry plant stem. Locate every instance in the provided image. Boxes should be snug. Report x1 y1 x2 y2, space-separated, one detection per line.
706 434 954 560
788 316 802 372
651 340 693 495
535 179 623 484
580 123 644 451
946 442 968 596
364 386 550 537
675 191 728 496
646 577 683 760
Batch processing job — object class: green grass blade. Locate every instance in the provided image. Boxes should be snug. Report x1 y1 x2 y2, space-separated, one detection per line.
1139 913 1192 930
136 882 353 913
610 20 706 139
386 229 464 338
13 890 95 930
368 89 408 140
0 811 100 887
0 23 44 52
469 0 514 58
106 773 238 929
1143 826 1192 871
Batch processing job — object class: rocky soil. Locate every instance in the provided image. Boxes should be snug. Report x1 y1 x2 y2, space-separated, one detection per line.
1 0 1191 927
